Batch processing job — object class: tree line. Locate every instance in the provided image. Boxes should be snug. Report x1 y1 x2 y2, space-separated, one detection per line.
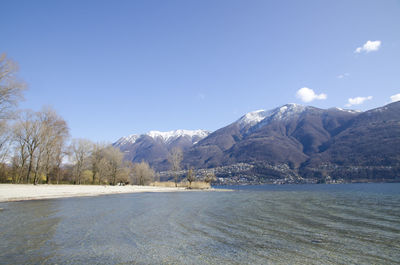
0 53 156 185
0 53 216 187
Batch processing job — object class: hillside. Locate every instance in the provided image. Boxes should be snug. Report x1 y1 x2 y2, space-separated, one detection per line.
113 130 210 170
114 102 400 183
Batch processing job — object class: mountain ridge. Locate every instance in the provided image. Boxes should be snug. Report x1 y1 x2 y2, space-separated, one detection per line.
113 129 210 170
114 129 210 146
113 102 400 183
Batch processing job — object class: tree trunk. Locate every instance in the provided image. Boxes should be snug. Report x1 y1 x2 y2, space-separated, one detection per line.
174 175 178 187
56 168 60 184
45 165 50 184
112 173 116 185
26 159 33 183
33 152 42 185
92 172 96 185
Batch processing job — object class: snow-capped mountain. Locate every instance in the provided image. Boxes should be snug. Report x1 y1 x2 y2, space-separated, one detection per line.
113 129 210 170
112 102 400 183
237 109 271 128
238 103 307 126
183 103 362 168
113 134 140 147
333 107 361 114
237 103 367 134
114 129 210 147
113 104 364 170
237 103 310 133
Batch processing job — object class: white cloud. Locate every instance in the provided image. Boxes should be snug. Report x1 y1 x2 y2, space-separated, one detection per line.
354 40 381 53
345 96 373 107
296 87 327 103
390 93 400 102
337 73 350 79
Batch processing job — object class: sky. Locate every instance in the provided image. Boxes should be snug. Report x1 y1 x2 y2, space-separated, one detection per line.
1 0 400 142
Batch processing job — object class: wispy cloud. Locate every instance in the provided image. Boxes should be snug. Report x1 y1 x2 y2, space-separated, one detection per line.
337 73 350 79
390 93 400 102
296 87 327 103
345 96 373 107
355 40 381 53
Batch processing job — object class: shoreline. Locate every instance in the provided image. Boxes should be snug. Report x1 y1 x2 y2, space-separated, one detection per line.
0 184 207 203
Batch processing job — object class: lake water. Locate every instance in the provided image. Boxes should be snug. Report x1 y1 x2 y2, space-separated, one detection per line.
1 183 400 264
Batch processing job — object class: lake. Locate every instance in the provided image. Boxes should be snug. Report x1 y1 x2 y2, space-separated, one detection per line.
1 183 399 264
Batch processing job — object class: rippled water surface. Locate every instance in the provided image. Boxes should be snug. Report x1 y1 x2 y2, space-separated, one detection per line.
1 183 400 264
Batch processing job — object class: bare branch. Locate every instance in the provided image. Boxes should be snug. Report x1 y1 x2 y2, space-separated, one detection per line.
0 53 27 119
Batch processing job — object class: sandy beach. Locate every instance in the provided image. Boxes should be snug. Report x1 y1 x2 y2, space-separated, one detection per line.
0 184 188 202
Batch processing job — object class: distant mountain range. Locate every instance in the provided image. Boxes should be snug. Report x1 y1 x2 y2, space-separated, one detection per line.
113 102 400 183
113 129 210 170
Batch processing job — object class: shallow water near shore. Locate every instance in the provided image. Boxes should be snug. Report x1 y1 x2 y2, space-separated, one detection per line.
1 183 399 264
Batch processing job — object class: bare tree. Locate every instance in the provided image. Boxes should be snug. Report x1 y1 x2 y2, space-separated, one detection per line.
90 142 108 184
11 124 25 183
0 53 27 119
97 156 110 184
131 161 155 185
103 146 124 185
39 107 69 184
53 144 69 184
0 54 26 182
121 160 134 184
0 121 11 163
10 151 27 183
11 109 69 184
0 162 9 183
186 168 195 187
70 139 92 184
12 111 42 183
168 147 183 187
204 172 217 185
32 141 44 185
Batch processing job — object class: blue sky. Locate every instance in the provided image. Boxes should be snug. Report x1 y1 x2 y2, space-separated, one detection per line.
2 0 400 142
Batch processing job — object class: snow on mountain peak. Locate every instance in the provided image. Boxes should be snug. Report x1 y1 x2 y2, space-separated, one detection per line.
115 129 210 146
272 104 307 120
238 109 272 127
334 107 362 114
147 129 209 142
114 134 140 146
238 103 307 129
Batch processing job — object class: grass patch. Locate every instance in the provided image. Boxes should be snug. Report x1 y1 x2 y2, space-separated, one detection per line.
150 181 211 189
189 181 211 189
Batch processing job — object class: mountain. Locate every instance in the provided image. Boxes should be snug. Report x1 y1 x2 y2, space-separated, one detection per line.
113 102 400 183
302 101 400 181
184 103 358 168
113 129 210 170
